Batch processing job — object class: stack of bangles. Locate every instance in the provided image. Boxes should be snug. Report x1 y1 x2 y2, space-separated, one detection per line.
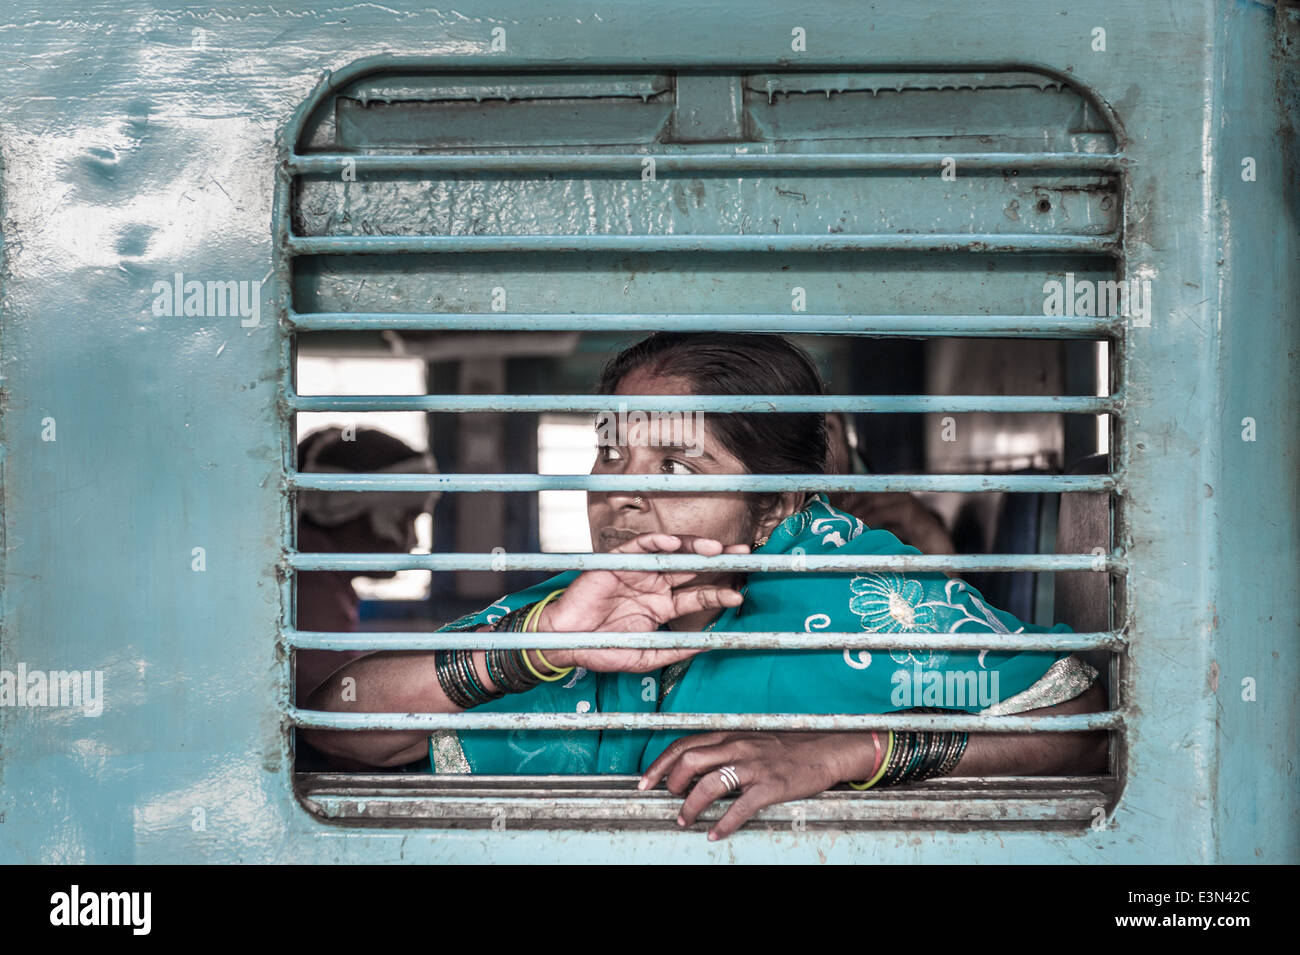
848 708 969 790
434 589 572 710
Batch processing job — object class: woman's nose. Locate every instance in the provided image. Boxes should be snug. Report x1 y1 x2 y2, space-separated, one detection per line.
606 490 646 512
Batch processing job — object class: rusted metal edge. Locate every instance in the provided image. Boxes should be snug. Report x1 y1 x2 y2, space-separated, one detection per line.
295 774 1118 829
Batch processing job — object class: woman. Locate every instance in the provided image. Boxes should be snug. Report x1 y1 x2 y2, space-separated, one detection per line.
303 333 1105 839
296 426 440 702
295 426 440 772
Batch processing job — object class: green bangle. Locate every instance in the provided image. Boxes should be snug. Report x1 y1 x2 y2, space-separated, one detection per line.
849 731 894 791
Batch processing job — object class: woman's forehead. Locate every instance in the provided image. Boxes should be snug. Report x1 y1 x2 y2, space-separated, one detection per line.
612 366 691 394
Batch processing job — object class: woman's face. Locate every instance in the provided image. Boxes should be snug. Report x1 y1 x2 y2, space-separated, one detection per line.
587 367 757 553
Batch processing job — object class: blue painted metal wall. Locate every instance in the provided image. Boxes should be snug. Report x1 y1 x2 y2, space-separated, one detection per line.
0 0 1296 863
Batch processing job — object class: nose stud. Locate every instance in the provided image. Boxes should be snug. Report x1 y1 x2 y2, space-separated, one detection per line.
632 496 644 507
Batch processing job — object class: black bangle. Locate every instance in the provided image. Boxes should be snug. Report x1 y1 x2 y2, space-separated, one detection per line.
457 649 502 705
913 728 940 781
900 731 928 784
902 707 970 781
931 706 970 779
492 605 531 633
878 729 913 787
935 730 969 777
435 648 502 709
916 731 948 782
485 647 541 695
480 601 556 697
434 649 477 709
485 648 514 694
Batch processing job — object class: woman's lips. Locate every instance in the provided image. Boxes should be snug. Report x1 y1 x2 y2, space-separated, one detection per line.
597 526 643 548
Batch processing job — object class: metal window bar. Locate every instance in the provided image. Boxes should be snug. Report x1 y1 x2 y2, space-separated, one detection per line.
288 152 1124 175
287 394 1119 414
298 774 1118 829
287 630 1124 652
289 552 1120 574
286 234 1117 255
290 710 1121 734
287 311 1123 338
278 63 1127 828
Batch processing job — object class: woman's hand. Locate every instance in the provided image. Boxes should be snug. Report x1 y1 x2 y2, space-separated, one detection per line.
637 731 879 840
536 533 749 674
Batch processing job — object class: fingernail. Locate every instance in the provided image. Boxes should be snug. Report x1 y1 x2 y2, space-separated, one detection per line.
707 831 719 841
676 815 686 827
636 777 647 790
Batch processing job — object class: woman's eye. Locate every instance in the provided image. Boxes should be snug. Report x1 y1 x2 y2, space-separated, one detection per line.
661 458 693 475
598 445 623 462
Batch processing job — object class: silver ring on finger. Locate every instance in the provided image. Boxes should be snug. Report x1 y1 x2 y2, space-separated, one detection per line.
717 764 742 794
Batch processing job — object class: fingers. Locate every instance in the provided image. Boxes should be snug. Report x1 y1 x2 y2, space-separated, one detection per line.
677 762 751 827
614 533 731 555
613 534 749 563
609 535 751 592
611 532 685 554
666 535 731 556
638 732 733 790
639 646 706 669
636 737 788 841
657 741 739 794
669 583 743 619
663 539 749 590
707 789 775 841
613 534 736 590
679 763 783 841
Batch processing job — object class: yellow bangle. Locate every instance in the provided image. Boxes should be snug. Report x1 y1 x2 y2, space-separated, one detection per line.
849 730 894 790
520 648 567 682
521 601 544 633
533 648 574 679
524 588 567 633
521 590 575 681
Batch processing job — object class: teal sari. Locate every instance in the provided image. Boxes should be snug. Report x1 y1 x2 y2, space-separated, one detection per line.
431 493 1073 775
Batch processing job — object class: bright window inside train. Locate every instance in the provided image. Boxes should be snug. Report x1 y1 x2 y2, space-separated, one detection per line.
298 355 433 602
538 413 600 553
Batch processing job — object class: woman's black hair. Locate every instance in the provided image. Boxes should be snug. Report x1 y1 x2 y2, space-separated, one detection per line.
595 333 829 526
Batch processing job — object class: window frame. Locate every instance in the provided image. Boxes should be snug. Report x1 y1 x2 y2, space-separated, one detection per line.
275 57 1128 833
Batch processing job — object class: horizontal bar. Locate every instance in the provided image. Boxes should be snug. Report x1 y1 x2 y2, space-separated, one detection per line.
301 773 1114 794
289 151 1124 175
286 629 1125 652
288 472 1115 493
300 783 1115 826
287 551 1124 574
288 393 1118 414
288 709 1123 733
288 311 1123 339
285 233 1118 256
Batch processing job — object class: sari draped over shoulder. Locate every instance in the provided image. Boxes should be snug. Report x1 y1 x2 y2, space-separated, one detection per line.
430 494 1096 775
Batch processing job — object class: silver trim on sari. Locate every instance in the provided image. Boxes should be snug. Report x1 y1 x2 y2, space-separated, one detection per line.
980 653 1099 715
430 729 471 774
